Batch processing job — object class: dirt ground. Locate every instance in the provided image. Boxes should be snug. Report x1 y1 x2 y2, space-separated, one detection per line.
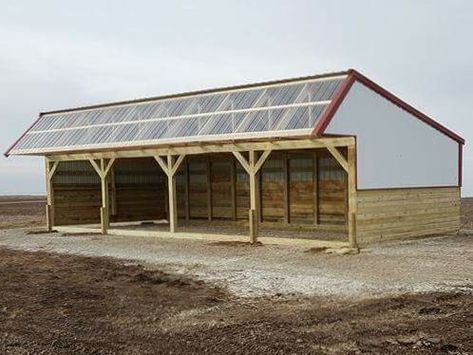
0 248 471 355
0 195 45 229
0 196 472 354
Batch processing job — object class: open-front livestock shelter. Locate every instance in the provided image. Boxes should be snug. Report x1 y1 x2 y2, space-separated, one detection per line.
5 69 464 247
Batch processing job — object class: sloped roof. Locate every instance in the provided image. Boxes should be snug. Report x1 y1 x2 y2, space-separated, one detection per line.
5 69 464 157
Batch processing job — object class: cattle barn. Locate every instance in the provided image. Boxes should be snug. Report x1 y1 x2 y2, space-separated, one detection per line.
5 69 464 248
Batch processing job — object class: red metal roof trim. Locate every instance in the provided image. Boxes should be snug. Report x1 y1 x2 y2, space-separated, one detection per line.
314 69 465 144
4 114 43 157
312 73 356 135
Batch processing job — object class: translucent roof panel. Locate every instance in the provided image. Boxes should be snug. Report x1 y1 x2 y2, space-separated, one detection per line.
8 74 347 155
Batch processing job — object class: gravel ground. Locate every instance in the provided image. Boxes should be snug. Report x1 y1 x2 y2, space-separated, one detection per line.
0 229 471 299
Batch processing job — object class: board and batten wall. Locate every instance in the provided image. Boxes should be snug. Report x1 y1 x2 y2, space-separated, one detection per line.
326 81 461 243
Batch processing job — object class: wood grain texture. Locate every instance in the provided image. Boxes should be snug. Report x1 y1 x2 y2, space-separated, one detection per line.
357 187 460 244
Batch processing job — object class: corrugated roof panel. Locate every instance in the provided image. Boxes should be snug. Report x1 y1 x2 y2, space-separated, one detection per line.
8 74 347 155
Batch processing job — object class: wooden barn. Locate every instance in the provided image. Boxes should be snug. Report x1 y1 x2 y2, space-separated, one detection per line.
5 69 464 248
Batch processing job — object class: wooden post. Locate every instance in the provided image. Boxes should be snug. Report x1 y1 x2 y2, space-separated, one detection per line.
167 160 177 232
249 209 256 242
100 159 110 234
232 150 271 244
89 158 116 235
44 158 59 231
322 142 358 249
45 204 52 231
154 154 185 233
249 151 258 242
100 165 110 234
44 158 53 231
313 152 319 225
347 145 358 249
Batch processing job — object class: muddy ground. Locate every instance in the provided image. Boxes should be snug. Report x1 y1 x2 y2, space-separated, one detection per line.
0 248 471 355
0 196 472 354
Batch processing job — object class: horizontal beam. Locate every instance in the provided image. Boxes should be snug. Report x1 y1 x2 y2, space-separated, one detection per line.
47 137 355 162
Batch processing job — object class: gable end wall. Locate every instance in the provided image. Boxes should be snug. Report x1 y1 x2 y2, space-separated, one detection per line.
326 81 459 189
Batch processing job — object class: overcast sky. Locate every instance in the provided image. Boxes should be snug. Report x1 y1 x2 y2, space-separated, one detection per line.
0 0 471 195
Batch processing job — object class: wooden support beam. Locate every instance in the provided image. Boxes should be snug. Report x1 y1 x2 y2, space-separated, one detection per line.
154 155 168 174
171 154 186 176
167 155 178 233
248 151 258 243
313 152 319 225
248 151 257 211
232 150 272 243
254 149 272 173
48 161 59 180
325 145 349 173
232 151 250 174
48 137 356 162
45 204 52 231
347 145 358 249
88 159 102 177
88 158 116 234
103 158 116 177
44 158 58 231
154 154 186 233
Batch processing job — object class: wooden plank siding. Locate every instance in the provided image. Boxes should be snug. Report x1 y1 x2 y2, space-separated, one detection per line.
53 160 101 225
53 158 167 225
210 156 234 219
288 153 317 224
187 157 209 219
54 186 101 225
112 158 166 222
317 152 347 225
52 150 349 230
356 187 461 244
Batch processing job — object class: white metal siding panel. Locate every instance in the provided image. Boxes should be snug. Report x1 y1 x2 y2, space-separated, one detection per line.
326 82 459 189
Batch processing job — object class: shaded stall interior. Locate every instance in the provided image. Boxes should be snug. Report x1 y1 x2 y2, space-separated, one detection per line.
51 148 348 241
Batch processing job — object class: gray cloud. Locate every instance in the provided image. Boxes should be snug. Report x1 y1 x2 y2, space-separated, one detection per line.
1 0 471 195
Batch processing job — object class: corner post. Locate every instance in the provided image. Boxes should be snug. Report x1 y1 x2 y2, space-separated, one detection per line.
322 138 357 249
44 157 58 232
347 145 358 249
